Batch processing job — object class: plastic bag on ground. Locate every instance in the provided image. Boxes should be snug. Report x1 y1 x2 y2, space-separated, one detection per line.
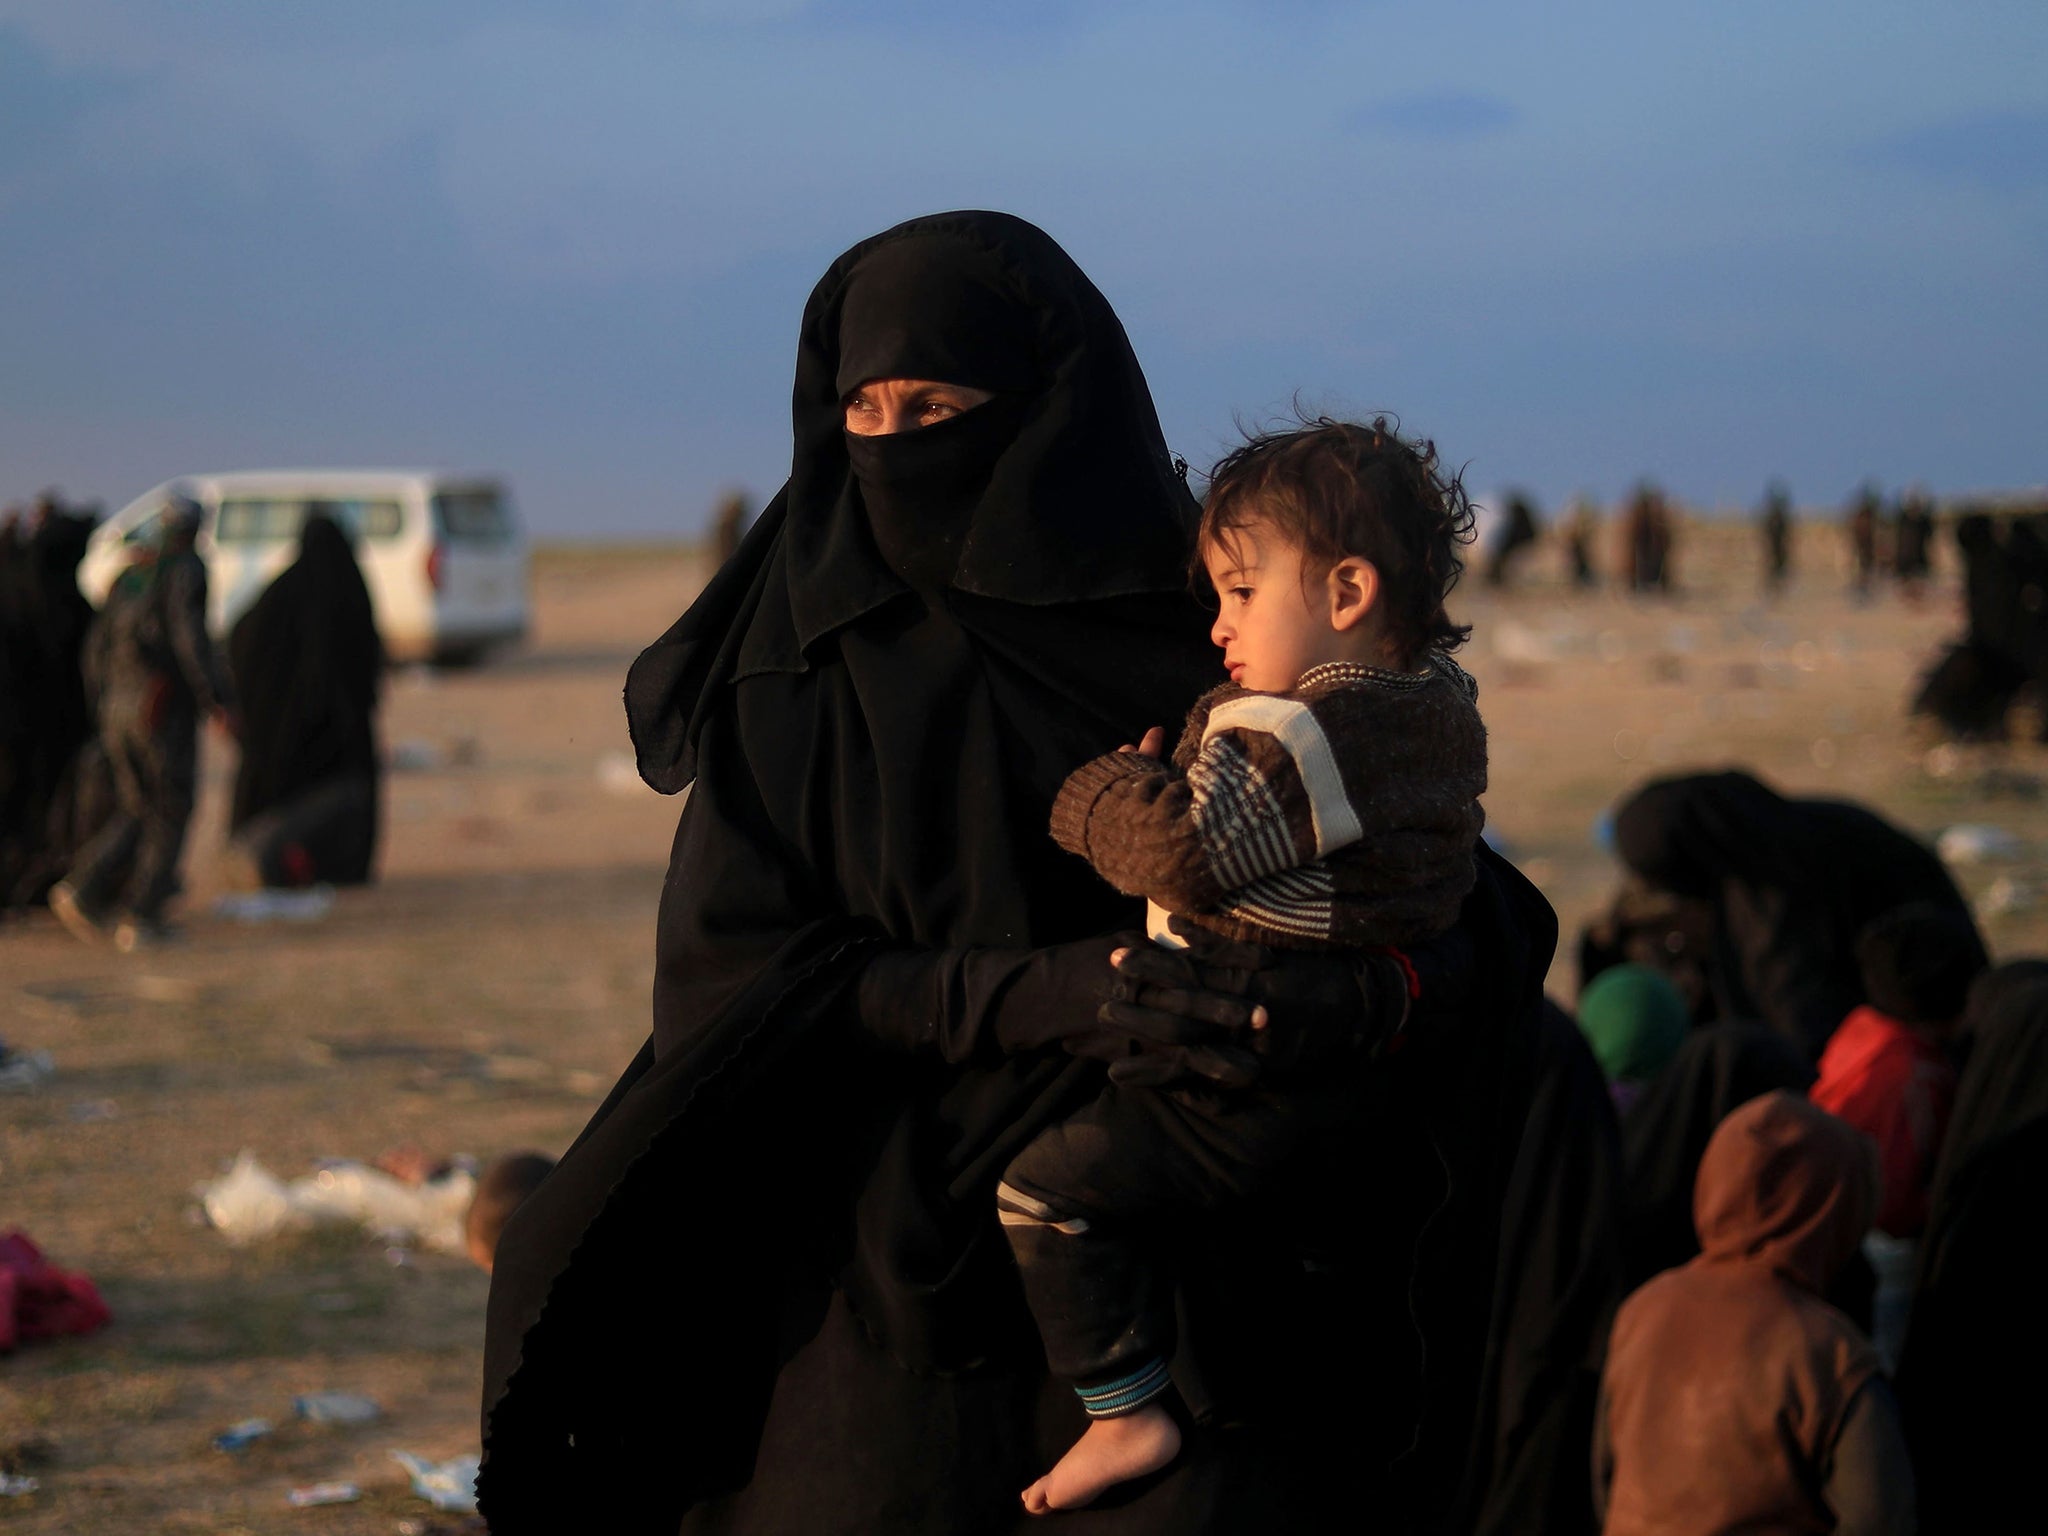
392 1450 480 1512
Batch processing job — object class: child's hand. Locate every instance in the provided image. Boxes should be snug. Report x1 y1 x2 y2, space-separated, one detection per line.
1116 727 1168 758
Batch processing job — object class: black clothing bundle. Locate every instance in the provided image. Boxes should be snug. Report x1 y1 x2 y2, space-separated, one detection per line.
227 514 382 885
1598 770 1979 1058
480 211 1610 1534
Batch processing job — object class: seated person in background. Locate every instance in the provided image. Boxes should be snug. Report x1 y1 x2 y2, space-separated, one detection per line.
464 1152 557 1274
1595 1091 1913 1536
1574 962 1690 1117
1810 902 1984 1239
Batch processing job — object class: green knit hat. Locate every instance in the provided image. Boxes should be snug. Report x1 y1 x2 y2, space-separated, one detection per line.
1576 964 1690 1086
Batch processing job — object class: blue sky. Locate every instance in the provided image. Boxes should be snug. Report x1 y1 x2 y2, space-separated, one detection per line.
2 2 2043 537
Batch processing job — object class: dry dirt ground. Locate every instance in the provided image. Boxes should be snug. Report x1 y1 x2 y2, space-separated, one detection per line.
5 526 2046 1532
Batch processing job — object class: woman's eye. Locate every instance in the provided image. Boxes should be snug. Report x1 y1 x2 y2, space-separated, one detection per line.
920 400 957 420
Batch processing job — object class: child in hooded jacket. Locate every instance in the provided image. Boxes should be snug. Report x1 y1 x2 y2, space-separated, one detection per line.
1595 1091 1915 1536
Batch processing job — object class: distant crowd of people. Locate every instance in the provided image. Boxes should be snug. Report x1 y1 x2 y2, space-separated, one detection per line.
1482 481 1956 599
0 490 385 945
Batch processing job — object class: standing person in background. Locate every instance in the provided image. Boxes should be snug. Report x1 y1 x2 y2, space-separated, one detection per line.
1595 1092 1912 1536
1846 484 1881 599
709 489 752 566
1759 481 1792 595
1483 489 1540 588
1618 483 1673 593
1563 496 1600 588
49 494 231 950
225 510 384 888
1892 489 1934 594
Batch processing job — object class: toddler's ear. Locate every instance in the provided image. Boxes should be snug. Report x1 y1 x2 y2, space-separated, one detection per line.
1327 558 1380 632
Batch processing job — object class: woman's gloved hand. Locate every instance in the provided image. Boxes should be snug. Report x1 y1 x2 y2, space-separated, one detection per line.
1102 917 1414 1087
855 932 1258 1070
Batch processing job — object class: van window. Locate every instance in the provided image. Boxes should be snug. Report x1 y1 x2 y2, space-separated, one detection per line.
433 489 511 543
215 497 405 544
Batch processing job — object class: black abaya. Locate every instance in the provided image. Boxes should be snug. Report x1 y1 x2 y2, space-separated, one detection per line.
481 212 1575 1535
226 514 382 884
1895 975 2048 1530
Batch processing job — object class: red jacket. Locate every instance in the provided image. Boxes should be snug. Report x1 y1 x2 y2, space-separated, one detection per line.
1810 1005 1955 1237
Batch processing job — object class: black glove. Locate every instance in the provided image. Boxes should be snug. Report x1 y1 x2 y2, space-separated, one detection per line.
1106 918 1413 1084
1093 932 1269 1089
855 932 1188 1064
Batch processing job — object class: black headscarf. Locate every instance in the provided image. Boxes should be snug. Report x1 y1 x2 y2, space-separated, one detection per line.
1614 1020 1816 1289
1896 973 2048 1530
227 512 383 881
483 212 1225 1532
1610 770 1979 1056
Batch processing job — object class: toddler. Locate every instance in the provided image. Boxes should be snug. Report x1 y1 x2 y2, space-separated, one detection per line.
1003 417 1487 1512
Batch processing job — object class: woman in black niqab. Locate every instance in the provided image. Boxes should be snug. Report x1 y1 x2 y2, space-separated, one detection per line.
1602 769 1979 1058
480 212 1574 1535
226 512 382 885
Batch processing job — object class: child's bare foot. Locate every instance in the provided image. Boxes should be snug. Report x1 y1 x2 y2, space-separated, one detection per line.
1021 1404 1181 1514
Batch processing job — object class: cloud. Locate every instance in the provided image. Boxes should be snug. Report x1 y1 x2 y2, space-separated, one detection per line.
1344 90 1518 143
1857 109 2048 191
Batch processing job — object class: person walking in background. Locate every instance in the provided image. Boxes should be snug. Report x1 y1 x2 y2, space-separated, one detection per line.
49 494 231 949
225 510 383 888
1759 481 1792 595
1483 488 1541 588
1618 483 1673 593
1891 489 1934 595
1563 496 1600 587
709 489 752 566
1846 484 1881 599
1595 1091 1912 1535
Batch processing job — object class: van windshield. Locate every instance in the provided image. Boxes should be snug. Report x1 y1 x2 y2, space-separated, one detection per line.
432 490 512 543
215 497 403 544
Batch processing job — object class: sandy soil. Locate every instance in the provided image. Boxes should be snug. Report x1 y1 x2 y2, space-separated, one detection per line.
4 526 2044 1532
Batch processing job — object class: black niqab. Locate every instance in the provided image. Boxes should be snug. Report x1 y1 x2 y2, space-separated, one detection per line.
227 513 382 881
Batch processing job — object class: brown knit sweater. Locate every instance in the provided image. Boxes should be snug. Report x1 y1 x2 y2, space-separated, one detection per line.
1048 655 1487 948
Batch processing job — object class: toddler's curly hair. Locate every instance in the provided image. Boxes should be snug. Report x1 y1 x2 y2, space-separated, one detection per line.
1199 415 1475 660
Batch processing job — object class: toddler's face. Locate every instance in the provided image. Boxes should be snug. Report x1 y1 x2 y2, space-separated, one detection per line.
1203 520 1349 692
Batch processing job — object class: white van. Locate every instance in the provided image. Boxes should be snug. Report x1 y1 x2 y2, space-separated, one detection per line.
78 470 529 663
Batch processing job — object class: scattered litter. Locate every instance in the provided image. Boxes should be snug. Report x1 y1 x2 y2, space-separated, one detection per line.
1590 810 1616 852
0 1043 55 1094
1937 824 2023 865
294 1392 381 1425
392 1451 480 1514
391 740 444 772
0 1473 37 1497
1923 744 1961 779
1983 877 2037 918
67 1099 117 1123
287 1481 361 1508
597 751 649 796
213 887 335 923
212 1418 273 1453
197 1151 476 1253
